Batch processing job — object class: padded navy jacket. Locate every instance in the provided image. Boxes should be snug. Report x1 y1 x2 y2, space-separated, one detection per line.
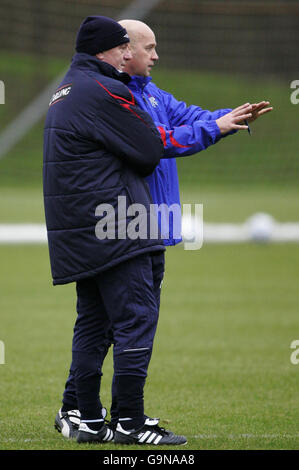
43 53 165 285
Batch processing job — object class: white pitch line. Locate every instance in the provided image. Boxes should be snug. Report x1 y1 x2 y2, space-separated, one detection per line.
1 222 299 244
0 224 47 244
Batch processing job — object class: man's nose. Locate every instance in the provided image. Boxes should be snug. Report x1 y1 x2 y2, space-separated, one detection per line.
152 50 159 61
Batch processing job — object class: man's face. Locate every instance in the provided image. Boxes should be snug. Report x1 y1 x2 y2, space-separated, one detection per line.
124 29 159 77
97 43 132 71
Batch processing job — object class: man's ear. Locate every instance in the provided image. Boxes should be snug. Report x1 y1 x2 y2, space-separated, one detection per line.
95 52 104 61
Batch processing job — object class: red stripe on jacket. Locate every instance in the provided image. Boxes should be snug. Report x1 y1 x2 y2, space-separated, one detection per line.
94 79 150 124
169 130 192 149
157 126 167 147
94 79 135 105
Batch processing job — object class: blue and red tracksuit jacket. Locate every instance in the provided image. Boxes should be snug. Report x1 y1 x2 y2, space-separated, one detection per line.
128 76 233 246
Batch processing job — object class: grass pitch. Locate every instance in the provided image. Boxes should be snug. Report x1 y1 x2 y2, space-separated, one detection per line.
0 243 298 450
0 53 298 451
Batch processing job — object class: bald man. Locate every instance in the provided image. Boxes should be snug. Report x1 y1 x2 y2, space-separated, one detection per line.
120 19 272 245
55 19 272 444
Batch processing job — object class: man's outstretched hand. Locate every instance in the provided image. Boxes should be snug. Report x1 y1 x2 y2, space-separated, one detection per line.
246 101 273 122
216 101 273 135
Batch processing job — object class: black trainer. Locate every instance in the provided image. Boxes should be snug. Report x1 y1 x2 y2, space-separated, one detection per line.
54 409 81 439
77 421 114 444
114 417 187 445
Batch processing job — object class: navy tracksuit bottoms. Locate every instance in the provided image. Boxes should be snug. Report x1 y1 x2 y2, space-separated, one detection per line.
63 251 165 422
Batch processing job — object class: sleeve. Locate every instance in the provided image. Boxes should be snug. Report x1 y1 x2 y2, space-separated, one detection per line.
156 120 222 158
155 88 243 158
92 95 164 177
166 97 250 136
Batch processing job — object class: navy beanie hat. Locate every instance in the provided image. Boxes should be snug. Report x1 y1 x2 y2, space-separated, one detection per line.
76 15 130 55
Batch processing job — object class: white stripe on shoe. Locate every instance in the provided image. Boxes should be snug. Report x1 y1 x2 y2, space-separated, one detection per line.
146 432 157 443
139 430 151 443
153 434 163 445
138 431 163 444
61 421 71 438
103 428 113 441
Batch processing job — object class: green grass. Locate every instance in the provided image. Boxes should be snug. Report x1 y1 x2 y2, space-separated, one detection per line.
0 187 45 223
0 243 298 450
1 184 299 224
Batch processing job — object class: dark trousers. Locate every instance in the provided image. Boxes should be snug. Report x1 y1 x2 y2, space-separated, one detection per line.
62 251 165 420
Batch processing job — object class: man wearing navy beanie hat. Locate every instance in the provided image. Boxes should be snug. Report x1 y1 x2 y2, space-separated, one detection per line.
76 15 130 55
43 15 185 446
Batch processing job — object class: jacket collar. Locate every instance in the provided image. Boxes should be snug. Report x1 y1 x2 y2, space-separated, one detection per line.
70 52 131 84
128 75 152 92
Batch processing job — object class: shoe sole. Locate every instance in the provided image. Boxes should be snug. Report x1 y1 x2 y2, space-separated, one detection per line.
114 432 187 446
